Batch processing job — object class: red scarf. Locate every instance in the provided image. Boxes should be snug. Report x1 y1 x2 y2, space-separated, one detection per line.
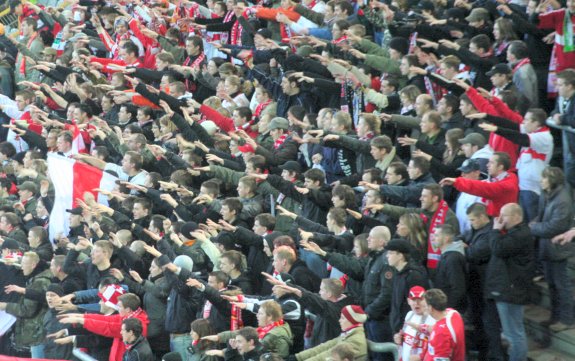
512 58 531 74
230 294 244 331
254 99 271 118
421 200 449 269
183 53 206 91
332 35 348 45
519 126 549 161
341 323 362 335
257 319 284 339
273 134 288 149
20 33 38 75
230 20 242 45
123 307 144 321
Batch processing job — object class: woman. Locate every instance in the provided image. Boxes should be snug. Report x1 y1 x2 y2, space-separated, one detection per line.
220 75 251 111
188 319 220 361
493 18 518 62
396 213 428 266
219 250 254 294
398 85 421 117
530 167 574 332
414 128 466 182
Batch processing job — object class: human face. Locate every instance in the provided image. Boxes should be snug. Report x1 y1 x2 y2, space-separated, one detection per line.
490 73 506 88
21 255 37 276
252 220 266 235
493 23 501 41
235 335 251 355
523 112 540 133
232 110 246 127
407 161 421 180
419 189 436 211
132 202 148 220
219 257 234 275
121 154 133 173
272 254 286 273
439 63 457 80
91 245 107 266
280 77 292 94
408 297 426 315
304 178 318 189
367 229 383 250
28 231 40 248
15 96 27 112
381 80 395 95
319 281 330 300
396 219 409 237
115 23 128 35
400 58 410 76
420 116 432 134
556 78 575 99
120 324 135 343
386 250 403 268
365 190 379 207
486 155 501 177
118 106 131 123
237 182 251 198
384 167 400 185
331 24 342 40
437 98 448 116
57 136 72 153
370 146 385 161
460 143 475 158
331 195 345 208
540 175 550 192
46 291 61 309
459 100 474 117
468 214 487 230
225 79 238 95
498 205 517 230
334 5 345 19
149 261 161 277
414 96 428 116
338 312 352 330
220 205 234 222
270 128 283 141
256 307 271 327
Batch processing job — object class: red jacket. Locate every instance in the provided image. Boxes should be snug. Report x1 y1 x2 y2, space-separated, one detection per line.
465 87 521 170
200 105 258 138
422 309 465 361
453 172 518 217
83 309 149 361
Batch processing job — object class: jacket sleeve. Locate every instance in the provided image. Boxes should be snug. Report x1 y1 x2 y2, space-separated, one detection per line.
530 198 573 239
365 265 393 317
255 140 298 166
83 314 123 338
489 229 526 259
5 277 50 318
266 174 304 203
199 105 235 133
325 252 366 280
453 176 517 200
336 135 371 154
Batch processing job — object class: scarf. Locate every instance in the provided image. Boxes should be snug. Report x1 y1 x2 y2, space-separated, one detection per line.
341 323 362 335
274 134 288 149
230 20 242 46
332 35 348 45
512 58 531 74
19 33 38 75
257 319 284 339
375 147 396 172
564 10 574 52
220 11 235 44
519 126 550 161
421 200 449 269
123 307 144 321
230 294 244 330
183 53 206 92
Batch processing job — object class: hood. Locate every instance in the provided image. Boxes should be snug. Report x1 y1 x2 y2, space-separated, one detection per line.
443 240 466 255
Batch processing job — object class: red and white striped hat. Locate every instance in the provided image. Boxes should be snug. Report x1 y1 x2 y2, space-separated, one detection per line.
341 305 367 325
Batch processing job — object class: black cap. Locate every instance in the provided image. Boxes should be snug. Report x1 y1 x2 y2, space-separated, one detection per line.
11 151 26 165
417 1 434 12
389 37 409 56
66 207 83 216
458 159 481 173
213 232 239 251
385 239 411 255
180 222 199 240
279 161 301 174
1 238 20 251
47 284 65 296
486 63 511 77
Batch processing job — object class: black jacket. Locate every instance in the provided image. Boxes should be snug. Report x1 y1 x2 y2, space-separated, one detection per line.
484 223 535 304
326 249 393 321
62 249 112 290
288 259 321 293
433 242 468 313
122 335 154 361
389 261 429 333
464 221 492 296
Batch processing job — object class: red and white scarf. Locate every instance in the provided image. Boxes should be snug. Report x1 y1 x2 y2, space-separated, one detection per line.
183 53 206 91
421 200 449 269
273 134 288 149
230 294 244 331
512 57 531 74
257 319 284 339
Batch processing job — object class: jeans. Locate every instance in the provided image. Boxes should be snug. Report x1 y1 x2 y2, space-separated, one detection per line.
562 131 575 189
170 334 192 361
519 190 539 223
482 299 505 361
496 302 528 361
30 344 45 359
364 319 393 361
544 259 574 324
299 249 329 278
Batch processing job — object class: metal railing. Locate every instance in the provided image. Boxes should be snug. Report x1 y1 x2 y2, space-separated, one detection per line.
0 2 17 31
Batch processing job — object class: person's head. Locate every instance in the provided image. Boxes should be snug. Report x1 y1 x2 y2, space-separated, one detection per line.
132 197 151 220
257 300 283 327
91 240 114 267
207 271 229 290
385 162 408 185
420 111 441 135
235 327 260 355
120 318 143 344
14 90 34 111
381 76 399 95
245 155 266 175
352 234 369 258
272 245 296 273
523 108 547 134
118 104 137 124
437 94 459 118
331 185 355 209
407 156 430 180
438 56 461 80
364 189 383 208
339 305 367 330
21 251 40 276
498 203 524 230
540 166 565 193
506 40 528 63
424 288 448 314
220 250 245 275
326 207 347 232
414 94 433 117
466 8 489 28
469 34 491 56
557 69 575 99
389 36 409 60
459 94 477 117
334 0 354 19
330 343 356 361
407 286 427 315
281 72 301 95
0 212 19 233
303 168 325 189
330 111 352 133
185 35 203 56
331 19 350 40
433 224 457 250
319 278 344 301
45 284 65 309
369 135 393 161
237 176 257 198
493 17 517 43
21 17 37 36
155 52 175 71
420 184 443 211
367 226 391 251
254 214 275 239
396 213 427 250
487 152 511 177
28 226 47 249
399 85 421 107
220 198 242 222
190 319 216 349
122 151 143 173
487 63 512 89
400 54 420 76
50 255 67 278
458 132 486 158
356 113 380 137
120 41 139 61
56 131 73 153
117 293 141 317
466 203 490 230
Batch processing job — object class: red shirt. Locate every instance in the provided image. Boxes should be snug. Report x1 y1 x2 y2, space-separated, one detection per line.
422 309 465 361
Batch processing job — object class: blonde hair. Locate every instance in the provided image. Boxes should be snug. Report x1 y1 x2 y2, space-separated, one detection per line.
260 300 283 322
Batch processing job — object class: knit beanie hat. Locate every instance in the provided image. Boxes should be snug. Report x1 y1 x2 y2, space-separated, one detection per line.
341 305 368 325
174 255 194 272
47 284 65 297
389 37 409 56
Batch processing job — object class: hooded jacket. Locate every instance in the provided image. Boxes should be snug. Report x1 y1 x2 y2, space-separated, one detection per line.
433 241 468 312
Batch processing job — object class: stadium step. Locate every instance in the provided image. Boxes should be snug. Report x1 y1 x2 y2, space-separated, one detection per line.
524 304 575 358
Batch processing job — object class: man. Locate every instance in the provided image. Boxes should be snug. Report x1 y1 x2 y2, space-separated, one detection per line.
458 132 492 175
220 197 248 229
485 203 534 361
0 89 37 152
75 151 148 187
393 286 436 361
63 239 113 290
246 117 298 167
49 255 83 294
301 226 394 360
225 327 264 360
272 246 321 293
442 152 519 217
0 211 28 247
120 318 154 361
0 251 52 358
385 239 429 335
56 131 74 156
65 206 86 246
186 271 231 333
454 159 486 232
28 226 53 263
14 18 44 85
437 94 465 131
432 225 467 313
421 289 466 361
507 41 539 108
397 111 447 167
15 180 37 218
236 176 263 224
548 69 575 188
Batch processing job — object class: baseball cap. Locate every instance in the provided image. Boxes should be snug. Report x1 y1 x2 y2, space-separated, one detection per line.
458 159 481 173
268 117 289 131
465 8 489 23
458 133 486 148
17 181 37 195
1 238 20 251
66 207 83 216
279 161 301 174
408 286 426 299
486 64 511 77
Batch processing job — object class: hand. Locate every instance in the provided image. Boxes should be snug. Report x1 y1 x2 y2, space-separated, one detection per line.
409 66 427 76
452 78 470 91
552 229 575 245
202 335 220 342
497 4 513 15
412 150 432 161
54 336 75 345
143 245 162 258
397 137 417 146
439 177 456 186
466 112 487 120
205 350 224 357
109 268 124 282
323 134 340 142
358 181 379 191
186 278 203 289
346 208 362 220
294 186 309 195
438 39 460 50
364 204 384 212
221 294 240 302
299 228 314 241
493 216 505 230
300 240 326 257
4 285 25 294
206 154 224 165
55 301 78 313
47 329 67 339
348 49 366 60
417 38 439 49
478 123 498 133
261 272 286 286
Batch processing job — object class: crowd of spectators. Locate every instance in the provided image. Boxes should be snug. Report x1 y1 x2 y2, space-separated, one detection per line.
1 0 575 360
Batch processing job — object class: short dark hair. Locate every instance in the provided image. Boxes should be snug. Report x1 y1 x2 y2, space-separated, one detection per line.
470 34 491 53
493 152 511 171
122 41 139 57
424 288 448 311
466 202 488 217
423 184 444 201
443 94 459 113
209 270 230 285
234 107 252 121
222 197 243 215
255 213 275 230
371 135 393 152
122 318 143 338
335 0 354 15
526 108 547 126
118 293 141 311
388 162 408 180
304 168 325 185
410 156 430 175
201 180 220 196
508 40 528 59
237 327 260 345
186 35 204 51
